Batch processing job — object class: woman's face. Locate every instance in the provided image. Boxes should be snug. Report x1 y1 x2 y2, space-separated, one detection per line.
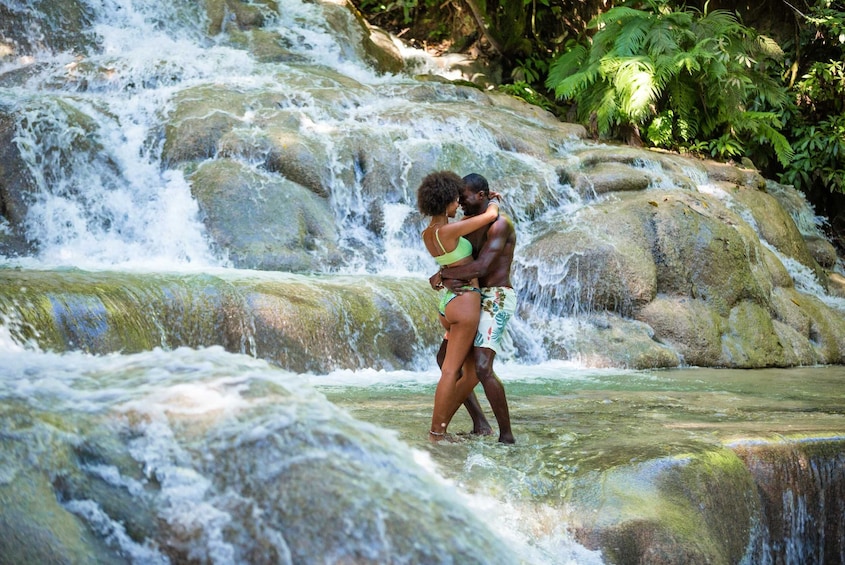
446 195 460 218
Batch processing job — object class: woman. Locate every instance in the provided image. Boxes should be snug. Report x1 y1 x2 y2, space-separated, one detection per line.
417 171 499 441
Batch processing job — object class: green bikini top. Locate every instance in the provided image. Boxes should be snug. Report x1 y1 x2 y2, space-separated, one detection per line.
432 228 473 266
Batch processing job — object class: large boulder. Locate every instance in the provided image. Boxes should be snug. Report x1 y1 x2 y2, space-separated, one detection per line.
517 149 845 368
569 448 759 565
189 159 340 271
636 297 724 367
732 185 822 275
519 193 657 316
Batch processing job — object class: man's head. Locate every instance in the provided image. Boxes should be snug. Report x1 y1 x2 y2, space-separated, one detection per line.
459 173 490 216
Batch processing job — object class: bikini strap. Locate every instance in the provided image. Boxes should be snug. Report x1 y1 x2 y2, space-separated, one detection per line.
434 228 448 253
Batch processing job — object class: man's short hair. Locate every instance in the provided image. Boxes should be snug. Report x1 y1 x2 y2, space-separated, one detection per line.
463 173 489 196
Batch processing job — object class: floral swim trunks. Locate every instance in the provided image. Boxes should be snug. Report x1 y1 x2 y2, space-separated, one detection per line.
474 286 517 355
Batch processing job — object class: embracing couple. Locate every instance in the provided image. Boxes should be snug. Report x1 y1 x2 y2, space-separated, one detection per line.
417 171 517 444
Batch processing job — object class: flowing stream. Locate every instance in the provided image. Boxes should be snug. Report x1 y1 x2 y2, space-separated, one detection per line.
1 1 844 563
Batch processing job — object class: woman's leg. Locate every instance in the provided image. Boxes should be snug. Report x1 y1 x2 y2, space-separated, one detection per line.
437 311 451 340
430 292 480 439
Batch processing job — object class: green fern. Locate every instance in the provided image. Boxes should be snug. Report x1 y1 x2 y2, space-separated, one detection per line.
546 0 791 164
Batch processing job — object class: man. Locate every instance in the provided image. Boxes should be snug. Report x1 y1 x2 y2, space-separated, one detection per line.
430 173 517 444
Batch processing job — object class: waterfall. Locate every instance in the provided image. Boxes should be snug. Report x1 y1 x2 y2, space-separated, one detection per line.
1 0 578 276
734 439 845 564
1 1 844 563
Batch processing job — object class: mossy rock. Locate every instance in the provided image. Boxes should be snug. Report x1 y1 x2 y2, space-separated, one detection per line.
568 448 758 565
732 186 821 273
649 191 773 316
217 125 331 198
570 161 654 197
555 313 680 369
246 276 440 372
521 192 658 315
721 300 788 368
636 296 724 367
224 28 306 63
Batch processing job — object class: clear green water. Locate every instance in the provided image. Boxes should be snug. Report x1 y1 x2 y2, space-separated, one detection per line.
318 364 845 489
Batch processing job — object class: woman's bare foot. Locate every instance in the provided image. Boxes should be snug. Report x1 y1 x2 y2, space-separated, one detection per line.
428 430 446 443
428 430 458 443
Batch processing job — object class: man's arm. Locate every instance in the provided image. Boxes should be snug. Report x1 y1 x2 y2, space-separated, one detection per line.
441 216 508 282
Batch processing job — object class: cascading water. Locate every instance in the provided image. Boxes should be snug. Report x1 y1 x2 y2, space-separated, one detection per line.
1 1 844 563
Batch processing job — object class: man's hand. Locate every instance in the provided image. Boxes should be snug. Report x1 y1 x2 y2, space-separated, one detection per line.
429 271 444 290
442 277 472 293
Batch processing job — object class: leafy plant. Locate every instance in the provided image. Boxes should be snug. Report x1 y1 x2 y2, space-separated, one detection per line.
498 81 555 110
545 0 792 165
782 116 845 192
357 0 437 25
776 1 845 197
781 59 845 194
511 55 548 84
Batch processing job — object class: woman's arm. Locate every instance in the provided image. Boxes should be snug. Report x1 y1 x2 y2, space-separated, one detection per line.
440 202 498 239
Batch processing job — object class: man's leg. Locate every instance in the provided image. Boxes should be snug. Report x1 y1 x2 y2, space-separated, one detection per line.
471 287 516 443
474 347 514 444
436 339 492 435
462 391 493 435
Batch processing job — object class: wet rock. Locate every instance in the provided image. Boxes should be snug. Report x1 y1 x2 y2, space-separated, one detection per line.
770 287 813 337
648 191 773 316
162 86 248 167
569 449 759 565
769 287 845 364
217 125 331 198
247 276 440 372
722 300 789 368
225 28 307 64
570 161 654 197
520 192 658 316
321 0 404 74
360 23 404 75
0 110 36 256
636 297 724 367
555 313 681 369
793 293 845 363
0 416 129 564
772 319 820 366
189 159 340 272
830 272 845 298
733 439 845 565
761 247 794 289
0 269 443 371
804 235 838 269
732 185 821 273
0 473 125 564
0 0 96 58
699 160 766 189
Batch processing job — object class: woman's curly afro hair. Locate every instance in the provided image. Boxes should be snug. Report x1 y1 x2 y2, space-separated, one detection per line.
417 171 462 216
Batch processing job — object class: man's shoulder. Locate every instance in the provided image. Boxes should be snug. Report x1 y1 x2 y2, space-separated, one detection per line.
491 213 515 234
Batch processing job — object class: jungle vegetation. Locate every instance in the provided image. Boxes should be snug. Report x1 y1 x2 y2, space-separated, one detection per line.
352 0 845 249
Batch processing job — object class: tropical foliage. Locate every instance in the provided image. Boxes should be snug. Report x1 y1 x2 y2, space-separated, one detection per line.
780 2 845 196
353 0 845 227
544 1 792 165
